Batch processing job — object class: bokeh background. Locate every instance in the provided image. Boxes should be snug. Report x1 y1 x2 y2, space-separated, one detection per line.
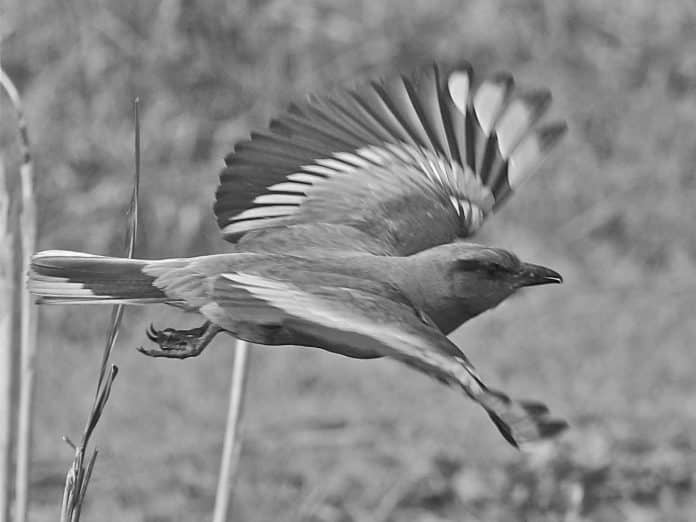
3 0 696 520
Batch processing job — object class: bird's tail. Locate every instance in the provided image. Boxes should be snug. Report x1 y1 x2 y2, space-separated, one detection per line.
28 250 168 304
475 382 568 448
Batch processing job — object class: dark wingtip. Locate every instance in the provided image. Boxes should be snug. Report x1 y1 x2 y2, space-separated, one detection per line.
447 60 474 83
538 121 568 148
519 399 550 416
519 88 553 114
537 418 570 439
453 59 474 73
224 150 238 166
487 411 520 448
485 397 569 449
489 71 515 91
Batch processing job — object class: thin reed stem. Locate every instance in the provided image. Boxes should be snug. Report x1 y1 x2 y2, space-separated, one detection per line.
59 98 141 522
0 159 14 522
0 62 37 522
212 340 251 522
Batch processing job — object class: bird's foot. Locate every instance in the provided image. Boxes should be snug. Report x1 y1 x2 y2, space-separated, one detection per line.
138 321 222 359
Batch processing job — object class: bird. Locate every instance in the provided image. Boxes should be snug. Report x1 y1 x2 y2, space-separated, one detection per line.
29 62 568 448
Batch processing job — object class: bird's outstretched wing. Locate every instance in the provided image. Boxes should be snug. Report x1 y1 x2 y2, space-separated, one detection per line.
215 63 566 255
201 270 567 447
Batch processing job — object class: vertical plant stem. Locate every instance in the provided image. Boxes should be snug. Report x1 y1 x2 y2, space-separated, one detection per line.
212 340 250 522
59 98 140 522
0 160 14 522
0 64 37 522
15 157 36 522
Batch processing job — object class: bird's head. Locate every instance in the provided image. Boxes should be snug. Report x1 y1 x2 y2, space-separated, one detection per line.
442 242 562 314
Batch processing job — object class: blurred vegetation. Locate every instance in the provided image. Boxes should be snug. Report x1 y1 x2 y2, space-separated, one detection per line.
3 0 696 520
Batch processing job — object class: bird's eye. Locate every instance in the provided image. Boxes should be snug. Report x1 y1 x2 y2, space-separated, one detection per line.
455 259 510 276
484 263 505 277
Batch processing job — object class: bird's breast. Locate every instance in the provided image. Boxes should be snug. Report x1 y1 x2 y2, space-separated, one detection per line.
421 298 481 335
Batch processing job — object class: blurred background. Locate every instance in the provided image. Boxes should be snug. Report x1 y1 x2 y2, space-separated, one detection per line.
3 0 696 520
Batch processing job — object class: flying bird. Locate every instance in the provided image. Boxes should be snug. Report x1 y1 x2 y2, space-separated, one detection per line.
29 62 568 448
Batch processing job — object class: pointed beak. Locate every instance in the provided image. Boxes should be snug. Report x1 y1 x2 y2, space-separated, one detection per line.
516 262 563 287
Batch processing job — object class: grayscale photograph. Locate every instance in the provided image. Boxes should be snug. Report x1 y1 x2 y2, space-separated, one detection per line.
1 1 694 521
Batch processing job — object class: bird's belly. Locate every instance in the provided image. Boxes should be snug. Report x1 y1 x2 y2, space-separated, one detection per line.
231 322 383 359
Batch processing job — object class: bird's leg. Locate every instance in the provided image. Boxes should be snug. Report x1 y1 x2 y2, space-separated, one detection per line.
138 321 223 359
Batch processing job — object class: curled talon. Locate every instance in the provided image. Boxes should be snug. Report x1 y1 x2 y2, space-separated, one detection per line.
138 321 221 359
146 324 159 342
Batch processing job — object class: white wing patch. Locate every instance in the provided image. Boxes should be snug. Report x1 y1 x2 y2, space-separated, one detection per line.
222 143 493 238
315 158 358 173
217 272 480 391
287 173 325 184
334 151 373 169
447 70 471 114
265 182 308 193
230 205 299 221
221 216 290 236
252 194 305 206
356 145 392 165
473 75 513 134
508 132 546 189
304 164 346 176
219 272 344 326
496 98 535 157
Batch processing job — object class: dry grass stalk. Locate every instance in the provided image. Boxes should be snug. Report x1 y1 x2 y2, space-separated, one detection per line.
0 62 36 522
0 159 14 522
59 98 141 522
212 340 250 522
59 367 117 522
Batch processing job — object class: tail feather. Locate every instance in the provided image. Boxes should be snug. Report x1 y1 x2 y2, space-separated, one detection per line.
29 250 167 304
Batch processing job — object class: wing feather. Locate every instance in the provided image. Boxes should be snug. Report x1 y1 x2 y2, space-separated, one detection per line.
404 65 452 158
203 271 567 448
215 62 566 253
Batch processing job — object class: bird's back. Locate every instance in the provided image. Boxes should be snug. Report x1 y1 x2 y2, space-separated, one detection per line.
198 242 489 335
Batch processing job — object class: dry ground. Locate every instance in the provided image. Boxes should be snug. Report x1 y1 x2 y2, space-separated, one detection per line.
3 1 696 520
